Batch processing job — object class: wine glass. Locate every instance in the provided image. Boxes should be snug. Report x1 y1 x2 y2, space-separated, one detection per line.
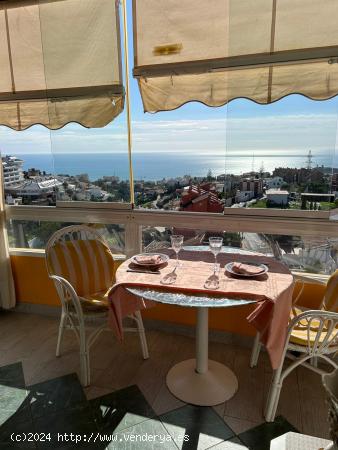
171 235 184 267
209 237 223 272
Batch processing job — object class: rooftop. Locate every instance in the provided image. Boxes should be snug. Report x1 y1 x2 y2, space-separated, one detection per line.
266 190 289 195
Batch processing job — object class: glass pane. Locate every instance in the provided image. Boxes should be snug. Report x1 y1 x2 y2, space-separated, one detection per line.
142 226 337 275
49 118 130 204
223 96 338 212
7 220 125 253
0 125 56 206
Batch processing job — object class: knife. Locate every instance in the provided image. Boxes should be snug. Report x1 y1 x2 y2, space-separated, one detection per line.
127 269 161 274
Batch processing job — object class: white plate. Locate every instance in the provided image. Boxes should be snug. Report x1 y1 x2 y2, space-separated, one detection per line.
225 261 268 277
131 253 169 267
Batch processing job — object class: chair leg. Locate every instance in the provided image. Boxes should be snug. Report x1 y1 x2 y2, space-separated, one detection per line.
250 332 262 368
134 310 149 359
265 366 283 422
78 321 90 386
80 351 90 387
56 312 67 357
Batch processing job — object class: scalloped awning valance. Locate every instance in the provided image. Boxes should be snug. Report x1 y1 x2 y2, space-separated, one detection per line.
133 0 338 112
0 0 124 130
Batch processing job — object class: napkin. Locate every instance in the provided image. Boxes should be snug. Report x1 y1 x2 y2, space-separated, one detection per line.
231 262 264 275
135 254 162 265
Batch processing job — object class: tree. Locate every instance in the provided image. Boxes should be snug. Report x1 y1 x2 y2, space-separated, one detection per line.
206 169 213 181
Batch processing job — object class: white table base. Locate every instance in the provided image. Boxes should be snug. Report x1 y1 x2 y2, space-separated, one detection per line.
166 307 239 406
166 358 238 406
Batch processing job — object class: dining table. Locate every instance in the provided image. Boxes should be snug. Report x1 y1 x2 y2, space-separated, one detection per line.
108 246 294 407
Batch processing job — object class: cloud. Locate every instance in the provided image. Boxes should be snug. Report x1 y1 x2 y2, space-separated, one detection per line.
1 113 337 159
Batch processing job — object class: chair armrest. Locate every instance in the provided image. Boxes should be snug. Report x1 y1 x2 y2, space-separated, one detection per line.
291 271 328 286
49 275 82 315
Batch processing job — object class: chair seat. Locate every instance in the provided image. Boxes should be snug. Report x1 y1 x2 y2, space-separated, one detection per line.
67 290 110 314
290 306 323 330
290 326 338 346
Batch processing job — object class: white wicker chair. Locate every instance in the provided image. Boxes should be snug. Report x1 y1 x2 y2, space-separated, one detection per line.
250 270 338 368
45 225 149 386
265 310 338 422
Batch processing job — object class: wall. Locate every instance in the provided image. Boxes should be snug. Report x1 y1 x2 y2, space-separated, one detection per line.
10 254 326 337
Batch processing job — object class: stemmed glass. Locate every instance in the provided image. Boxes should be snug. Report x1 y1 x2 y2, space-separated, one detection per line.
171 235 184 268
209 237 223 272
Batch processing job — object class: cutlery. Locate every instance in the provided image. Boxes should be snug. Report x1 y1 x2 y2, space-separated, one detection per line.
127 269 160 274
161 266 177 284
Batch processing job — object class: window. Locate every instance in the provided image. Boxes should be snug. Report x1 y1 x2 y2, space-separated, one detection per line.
7 220 125 254
142 226 337 275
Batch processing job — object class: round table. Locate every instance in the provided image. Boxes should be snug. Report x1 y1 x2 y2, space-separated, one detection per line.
127 246 261 406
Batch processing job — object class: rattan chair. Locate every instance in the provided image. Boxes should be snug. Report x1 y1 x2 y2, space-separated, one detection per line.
265 310 338 422
45 225 149 386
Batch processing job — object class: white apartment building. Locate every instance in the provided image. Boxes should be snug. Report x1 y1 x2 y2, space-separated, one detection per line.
264 176 284 189
1 155 24 187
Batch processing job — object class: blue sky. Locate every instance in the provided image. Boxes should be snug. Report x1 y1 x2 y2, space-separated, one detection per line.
0 2 337 171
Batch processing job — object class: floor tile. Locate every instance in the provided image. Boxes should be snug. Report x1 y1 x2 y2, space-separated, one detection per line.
160 405 235 450
0 384 30 427
207 437 249 449
27 373 86 420
223 416 261 435
90 384 155 434
33 403 98 449
84 386 113 401
238 416 297 450
0 415 36 449
109 418 179 450
0 362 26 389
151 383 185 416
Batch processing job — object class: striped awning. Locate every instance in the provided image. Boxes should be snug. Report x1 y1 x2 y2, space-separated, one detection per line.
0 0 124 130
133 0 338 112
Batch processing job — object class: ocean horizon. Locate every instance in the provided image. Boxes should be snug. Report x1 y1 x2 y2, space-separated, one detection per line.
9 152 336 182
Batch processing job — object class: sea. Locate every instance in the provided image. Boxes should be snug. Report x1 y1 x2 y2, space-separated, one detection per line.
11 152 336 182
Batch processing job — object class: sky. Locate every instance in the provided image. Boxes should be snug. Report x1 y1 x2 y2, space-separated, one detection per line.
0 2 337 169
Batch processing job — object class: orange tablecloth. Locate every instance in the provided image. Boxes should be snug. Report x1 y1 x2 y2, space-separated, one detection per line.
108 250 294 369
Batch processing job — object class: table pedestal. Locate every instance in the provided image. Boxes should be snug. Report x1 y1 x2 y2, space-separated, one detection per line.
166 307 238 406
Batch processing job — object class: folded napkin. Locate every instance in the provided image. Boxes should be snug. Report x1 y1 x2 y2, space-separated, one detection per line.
135 254 162 265
231 262 264 275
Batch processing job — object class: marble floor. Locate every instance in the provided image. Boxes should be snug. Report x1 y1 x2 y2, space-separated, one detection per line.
0 311 331 449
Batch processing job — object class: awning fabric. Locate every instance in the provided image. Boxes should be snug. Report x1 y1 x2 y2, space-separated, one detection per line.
133 0 338 112
0 0 124 130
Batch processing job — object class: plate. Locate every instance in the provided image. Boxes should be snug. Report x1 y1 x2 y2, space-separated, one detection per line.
131 253 169 268
225 261 268 278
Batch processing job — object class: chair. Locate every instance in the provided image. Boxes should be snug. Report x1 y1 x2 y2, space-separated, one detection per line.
250 269 338 368
45 225 149 386
265 310 338 422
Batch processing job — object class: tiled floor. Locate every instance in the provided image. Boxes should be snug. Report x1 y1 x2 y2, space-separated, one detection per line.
0 311 331 449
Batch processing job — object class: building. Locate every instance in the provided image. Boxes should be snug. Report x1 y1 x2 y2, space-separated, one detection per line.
266 189 289 206
240 178 263 196
264 176 284 189
235 190 255 203
1 155 24 187
180 184 223 213
5 178 62 202
273 167 324 184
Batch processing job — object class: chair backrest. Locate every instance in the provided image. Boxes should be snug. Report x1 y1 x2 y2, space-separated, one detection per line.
45 225 116 296
288 310 338 356
322 269 338 312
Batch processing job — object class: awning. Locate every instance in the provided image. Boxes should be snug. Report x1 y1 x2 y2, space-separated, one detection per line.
0 0 124 130
133 0 338 112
